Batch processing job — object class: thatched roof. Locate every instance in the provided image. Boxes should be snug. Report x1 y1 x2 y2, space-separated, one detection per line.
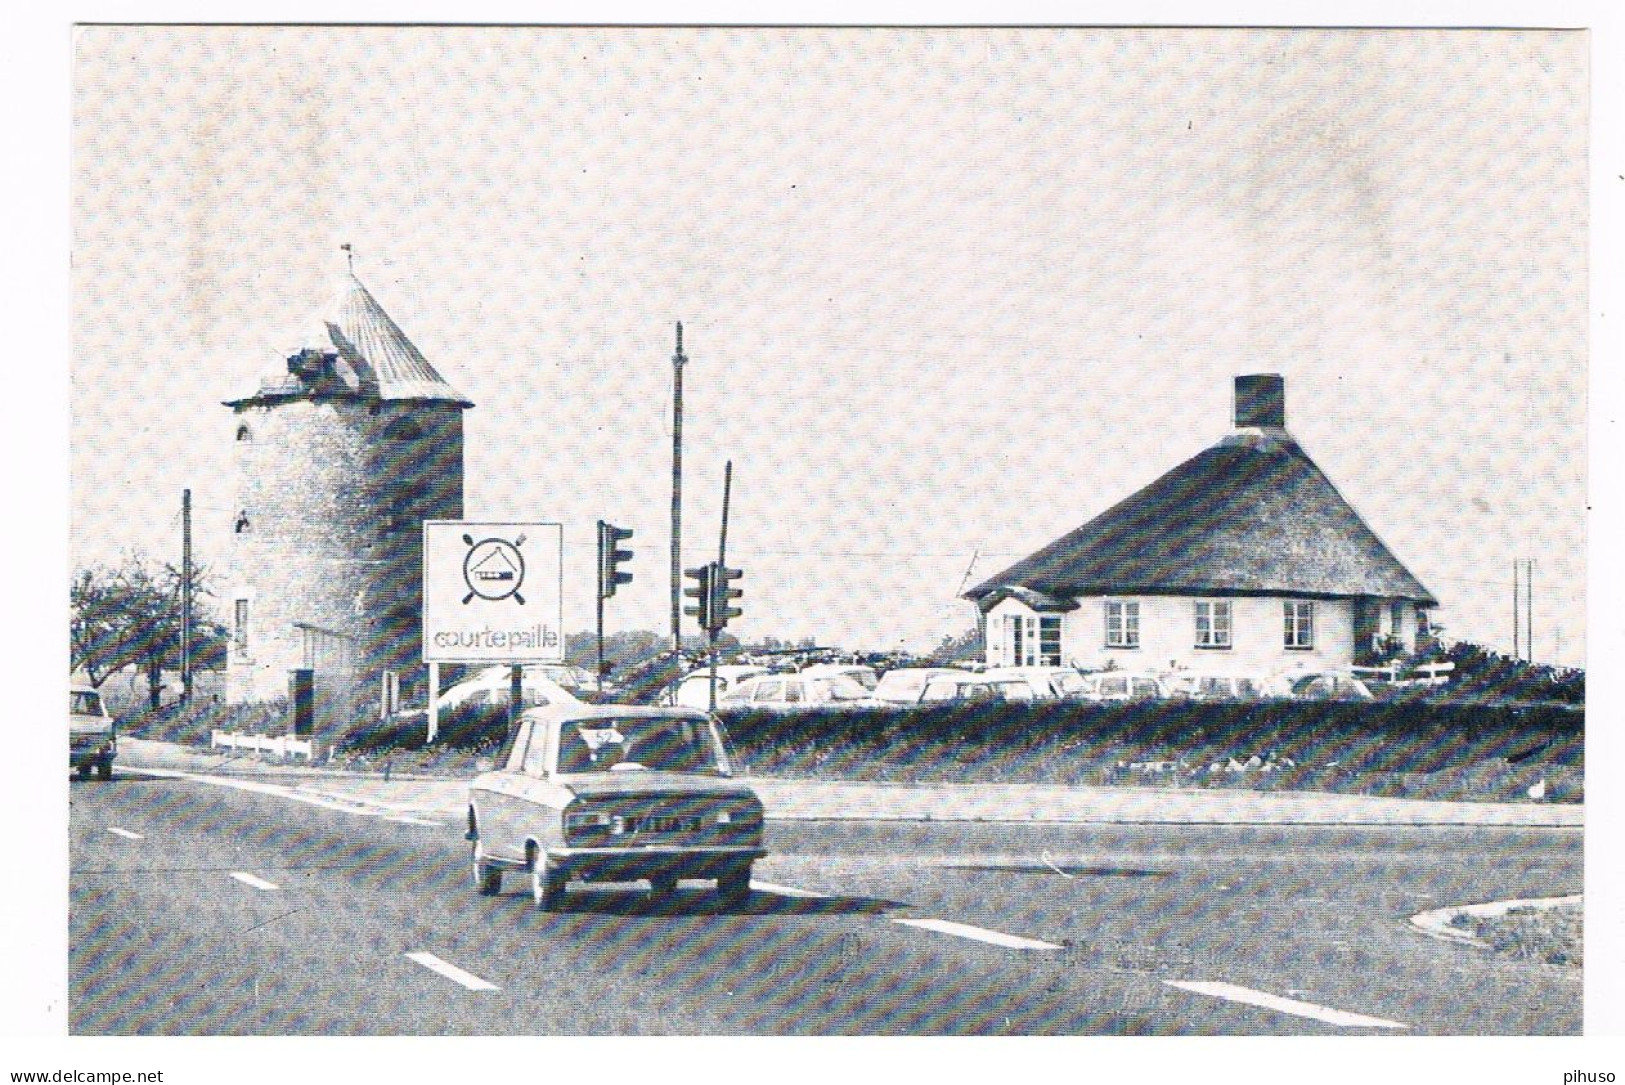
966 428 1436 608
227 272 472 408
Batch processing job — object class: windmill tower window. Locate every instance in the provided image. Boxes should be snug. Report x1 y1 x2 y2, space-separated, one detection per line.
234 511 251 534
236 424 253 442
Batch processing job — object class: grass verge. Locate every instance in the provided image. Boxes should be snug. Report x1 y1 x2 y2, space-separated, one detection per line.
1450 903 1583 968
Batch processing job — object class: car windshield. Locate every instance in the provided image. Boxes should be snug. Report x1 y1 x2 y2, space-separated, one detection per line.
70 690 103 716
1051 672 1088 695
555 716 731 776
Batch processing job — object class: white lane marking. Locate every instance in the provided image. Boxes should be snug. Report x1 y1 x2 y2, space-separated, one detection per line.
134 766 434 821
751 880 829 898
892 917 1063 951
386 816 446 827
1164 981 1407 1029
405 952 499 992
230 871 280 891
107 827 144 840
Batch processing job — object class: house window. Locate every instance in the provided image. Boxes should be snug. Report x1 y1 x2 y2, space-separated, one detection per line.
1008 615 1063 666
1195 600 1232 648
236 424 252 442
233 599 250 659
1105 601 1140 649
1284 601 1315 650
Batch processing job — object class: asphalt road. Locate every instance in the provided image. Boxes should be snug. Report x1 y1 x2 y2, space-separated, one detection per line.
69 769 1582 1035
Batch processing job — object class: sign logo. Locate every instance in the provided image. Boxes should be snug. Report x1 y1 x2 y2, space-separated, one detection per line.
461 532 526 605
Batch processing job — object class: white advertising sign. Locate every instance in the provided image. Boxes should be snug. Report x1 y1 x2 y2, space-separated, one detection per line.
422 521 564 663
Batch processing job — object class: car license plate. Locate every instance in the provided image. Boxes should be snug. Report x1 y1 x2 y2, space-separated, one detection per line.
633 815 697 834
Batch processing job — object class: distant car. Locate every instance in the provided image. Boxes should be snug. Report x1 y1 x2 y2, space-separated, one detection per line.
531 663 601 694
467 703 765 910
872 668 975 705
916 674 999 703
1286 672 1375 702
1082 672 1170 702
719 672 880 710
672 665 771 709
1166 673 1270 701
980 666 1091 700
799 663 880 692
436 665 581 712
70 685 116 781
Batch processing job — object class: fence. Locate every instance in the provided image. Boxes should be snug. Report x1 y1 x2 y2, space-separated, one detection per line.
210 730 318 761
1350 661 1456 687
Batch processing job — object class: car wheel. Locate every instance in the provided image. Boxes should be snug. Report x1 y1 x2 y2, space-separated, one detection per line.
530 853 566 911
717 864 752 908
76 763 92 780
97 758 113 781
471 839 502 896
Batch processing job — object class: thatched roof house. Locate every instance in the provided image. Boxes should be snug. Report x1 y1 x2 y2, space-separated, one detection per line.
966 375 1435 674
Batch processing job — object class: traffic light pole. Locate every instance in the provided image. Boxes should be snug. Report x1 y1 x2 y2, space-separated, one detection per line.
669 323 686 703
708 462 732 711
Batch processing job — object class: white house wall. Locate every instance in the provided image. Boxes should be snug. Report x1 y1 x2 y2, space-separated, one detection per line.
986 594 1357 677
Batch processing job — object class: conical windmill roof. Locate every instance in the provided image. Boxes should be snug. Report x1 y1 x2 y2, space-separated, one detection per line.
228 272 473 407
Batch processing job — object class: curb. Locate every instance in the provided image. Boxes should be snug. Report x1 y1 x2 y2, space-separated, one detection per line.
1409 894 1583 947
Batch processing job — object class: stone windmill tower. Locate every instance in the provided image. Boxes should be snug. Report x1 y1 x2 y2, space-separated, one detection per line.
223 267 473 709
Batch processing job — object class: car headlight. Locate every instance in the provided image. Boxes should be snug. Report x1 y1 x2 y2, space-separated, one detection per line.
714 805 762 825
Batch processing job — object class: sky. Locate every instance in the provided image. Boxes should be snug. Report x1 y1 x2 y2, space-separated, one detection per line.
70 25 1590 661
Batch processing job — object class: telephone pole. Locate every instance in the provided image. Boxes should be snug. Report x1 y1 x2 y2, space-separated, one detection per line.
1512 557 1535 660
181 488 192 703
670 323 687 698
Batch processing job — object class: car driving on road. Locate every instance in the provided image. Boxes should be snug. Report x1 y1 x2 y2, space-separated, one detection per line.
467 703 765 910
70 685 116 781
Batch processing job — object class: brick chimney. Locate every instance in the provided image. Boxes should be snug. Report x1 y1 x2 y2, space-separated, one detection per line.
1233 373 1286 429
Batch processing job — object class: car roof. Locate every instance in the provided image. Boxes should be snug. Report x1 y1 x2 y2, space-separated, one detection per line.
521 702 714 726
683 665 769 679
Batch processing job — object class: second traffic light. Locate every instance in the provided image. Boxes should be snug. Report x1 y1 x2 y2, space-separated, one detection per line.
709 564 743 630
597 521 634 600
682 564 713 629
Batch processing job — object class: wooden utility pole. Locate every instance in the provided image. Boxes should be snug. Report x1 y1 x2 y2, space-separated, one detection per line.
670 323 686 700
1512 559 1520 661
181 488 192 703
1525 559 1534 662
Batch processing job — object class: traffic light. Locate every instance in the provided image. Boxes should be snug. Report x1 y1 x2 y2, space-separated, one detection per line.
709 564 743 631
682 564 713 630
597 521 634 600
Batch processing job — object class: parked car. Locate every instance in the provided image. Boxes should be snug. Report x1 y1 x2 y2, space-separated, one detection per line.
1285 672 1375 701
914 673 1052 703
872 667 975 705
799 662 880 692
1082 672 1171 702
719 672 880 710
467 703 765 910
1166 673 1270 701
980 666 1092 700
70 684 116 781
436 665 581 712
915 673 999 703
672 665 771 709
